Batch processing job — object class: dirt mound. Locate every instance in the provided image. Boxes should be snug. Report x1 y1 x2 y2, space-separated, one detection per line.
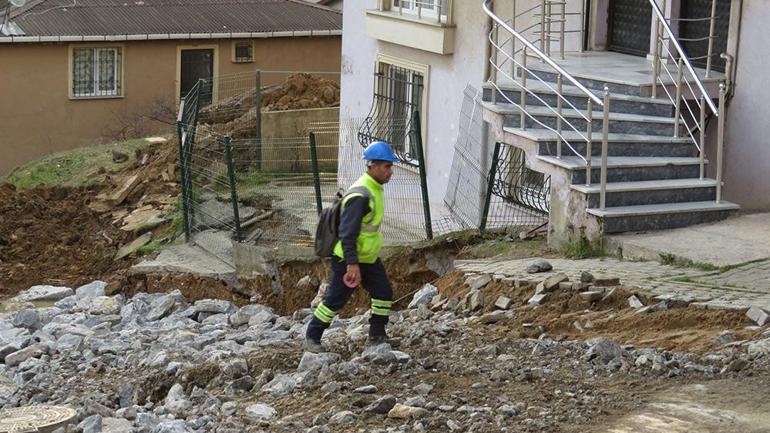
199 73 340 125
0 183 132 296
435 271 761 354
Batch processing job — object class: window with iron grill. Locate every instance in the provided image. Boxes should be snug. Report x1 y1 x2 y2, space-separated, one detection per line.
358 62 425 166
234 41 253 63
392 0 449 18
72 47 122 98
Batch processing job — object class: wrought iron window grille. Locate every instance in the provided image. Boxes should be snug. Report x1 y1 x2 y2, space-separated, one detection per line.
72 47 122 98
358 63 424 167
234 42 254 63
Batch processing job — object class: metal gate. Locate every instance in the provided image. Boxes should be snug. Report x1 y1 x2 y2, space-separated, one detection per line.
608 0 652 56
679 0 731 72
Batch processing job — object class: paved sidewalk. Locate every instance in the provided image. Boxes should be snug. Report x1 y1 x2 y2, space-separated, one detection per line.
455 256 770 312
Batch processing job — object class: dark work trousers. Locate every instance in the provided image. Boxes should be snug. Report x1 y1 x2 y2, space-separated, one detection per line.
306 257 393 342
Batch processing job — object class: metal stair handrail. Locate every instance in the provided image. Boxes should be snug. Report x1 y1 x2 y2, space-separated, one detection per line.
483 0 601 107
483 0 612 209
649 0 718 116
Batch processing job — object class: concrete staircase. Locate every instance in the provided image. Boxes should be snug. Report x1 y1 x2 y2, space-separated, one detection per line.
482 64 739 238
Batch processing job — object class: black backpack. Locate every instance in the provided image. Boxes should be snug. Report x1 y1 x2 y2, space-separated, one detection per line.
314 186 371 257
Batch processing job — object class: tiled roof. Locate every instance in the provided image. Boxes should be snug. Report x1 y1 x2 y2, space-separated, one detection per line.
7 0 341 37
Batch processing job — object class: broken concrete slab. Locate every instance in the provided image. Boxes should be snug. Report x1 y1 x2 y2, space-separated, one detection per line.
115 232 153 261
593 276 621 287
543 273 569 291
628 295 645 309
465 274 492 291
15 285 73 302
494 296 512 310
746 306 769 327
120 207 167 232
579 291 603 302
110 175 141 205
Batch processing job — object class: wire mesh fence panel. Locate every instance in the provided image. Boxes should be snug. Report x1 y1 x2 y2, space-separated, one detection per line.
445 85 550 235
312 117 434 246
181 125 242 267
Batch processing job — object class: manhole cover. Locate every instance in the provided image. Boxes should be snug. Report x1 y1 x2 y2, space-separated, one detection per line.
0 405 76 433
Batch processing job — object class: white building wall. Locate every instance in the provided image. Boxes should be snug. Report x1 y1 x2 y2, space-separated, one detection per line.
720 1 770 210
339 0 491 202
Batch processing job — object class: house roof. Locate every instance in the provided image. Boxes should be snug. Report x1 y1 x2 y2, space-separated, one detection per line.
1 0 342 41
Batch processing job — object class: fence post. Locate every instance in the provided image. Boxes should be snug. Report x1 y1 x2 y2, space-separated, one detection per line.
308 132 323 215
224 136 242 241
412 110 433 240
255 69 262 170
176 99 191 242
185 80 204 237
480 142 502 235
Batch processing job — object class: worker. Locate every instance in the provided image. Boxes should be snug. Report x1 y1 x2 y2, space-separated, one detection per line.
305 141 398 353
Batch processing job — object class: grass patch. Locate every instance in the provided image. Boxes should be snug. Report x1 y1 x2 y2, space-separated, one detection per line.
561 237 604 259
2 137 159 190
658 253 719 272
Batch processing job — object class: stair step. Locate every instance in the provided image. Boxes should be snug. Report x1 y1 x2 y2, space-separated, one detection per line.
571 178 716 194
484 81 672 117
483 101 679 136
587 201 739 233
538 155 704 184
572 179 717 207
502 128 693 144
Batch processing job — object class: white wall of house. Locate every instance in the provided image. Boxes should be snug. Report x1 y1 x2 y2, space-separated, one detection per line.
720 1 770 210
339 0 491 202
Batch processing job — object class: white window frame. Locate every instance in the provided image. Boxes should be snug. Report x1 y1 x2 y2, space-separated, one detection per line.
232 41 254 63
71 47 122 98
391 0 450 21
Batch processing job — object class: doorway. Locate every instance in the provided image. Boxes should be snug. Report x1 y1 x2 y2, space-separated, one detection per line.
679 0 731 72
608 0 653 56
180 48 214 106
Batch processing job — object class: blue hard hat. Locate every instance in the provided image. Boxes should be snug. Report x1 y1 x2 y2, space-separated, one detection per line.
362 141 398 163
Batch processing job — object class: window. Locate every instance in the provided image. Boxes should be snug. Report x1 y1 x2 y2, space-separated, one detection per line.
72 47 122 98
233 41 253 63
359 59 427 166
392 0 449 21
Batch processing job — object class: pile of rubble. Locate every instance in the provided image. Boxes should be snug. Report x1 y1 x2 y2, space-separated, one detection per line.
0 259 768 432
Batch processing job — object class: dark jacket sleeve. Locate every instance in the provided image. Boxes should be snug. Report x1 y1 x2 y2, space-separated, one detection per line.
338 195 371 265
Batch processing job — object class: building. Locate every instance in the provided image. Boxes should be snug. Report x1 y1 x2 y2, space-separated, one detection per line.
0 0 342 175
339 0 767 246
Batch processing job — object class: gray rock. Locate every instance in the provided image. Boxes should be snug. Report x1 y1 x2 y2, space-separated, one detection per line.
75 281 107 299
12 309 41 330
466 274 492 291
747 306 769 327
329 410 357 424
585 339 623 364
16 285 73 302
248 310 276 326
152 420 190 433
447 419 462 431
413 382 434 395
296 275 320 291
165 383 191 415
193 299 234 314
102 417 133 432
722 357 749 373
353 384 378 393
261 372 308 396
468 290 484 311
747 338 770 357
480 310 512 324
408 284 439 309
497 404 520 417
246 403 277 420
494 296 512 310
365 395 397 414
580 271 594 283
57 334 84 352
404 396 426 407
5 344 45 367
146 296 176 321
526 260 552 274
297 352 340 372
387 403 428 419
362 343 397 364
628 295 644 309
79 414 102 433
579 291 604 302
528 293 548 305
221 358 249 379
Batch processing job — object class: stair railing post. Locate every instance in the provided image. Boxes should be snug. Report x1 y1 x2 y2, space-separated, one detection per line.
511 0 516 80
716 83 725 203
585 98 593 186
600 87 610 210
539 0 546 55
556 73 563 158
579 0 586 52
652 11 660 99
520 46 528 130
699 95 706 180
559 0 565 60
545 0 552 57
491 24 499 102
673 57 683 137
706 0 717 78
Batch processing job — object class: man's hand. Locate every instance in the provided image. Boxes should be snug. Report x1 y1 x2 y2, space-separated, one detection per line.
343 264 361 289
